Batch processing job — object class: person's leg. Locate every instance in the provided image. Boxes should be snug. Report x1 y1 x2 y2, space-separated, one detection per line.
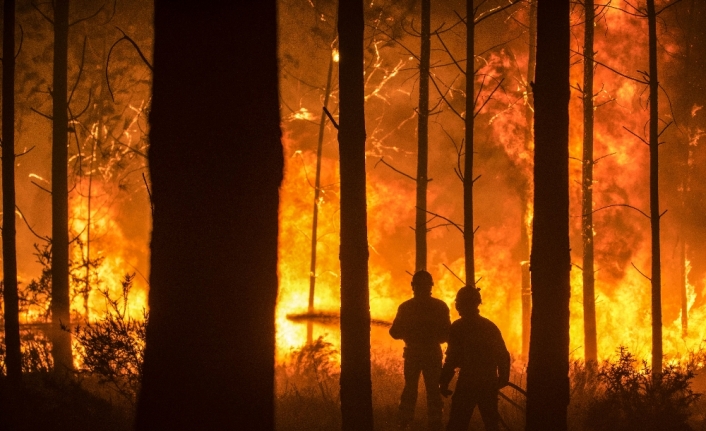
476 389 501 431
399 355 422 427
421 355 443 430
445 388 476 431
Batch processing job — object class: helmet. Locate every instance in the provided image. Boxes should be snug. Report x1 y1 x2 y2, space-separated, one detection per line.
455 286 482 307
411 270 434 286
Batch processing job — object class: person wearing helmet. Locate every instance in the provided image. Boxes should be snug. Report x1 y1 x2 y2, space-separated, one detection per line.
439 286 510 431
390 270 451 431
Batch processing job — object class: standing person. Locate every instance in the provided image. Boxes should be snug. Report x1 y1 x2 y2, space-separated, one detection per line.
390 270 451 431
439 286 511 431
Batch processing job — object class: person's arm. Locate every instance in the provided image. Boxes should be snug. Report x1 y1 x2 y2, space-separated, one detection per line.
493 326 511 387
389 304 407 340
435 302 451 344
439 322 461 396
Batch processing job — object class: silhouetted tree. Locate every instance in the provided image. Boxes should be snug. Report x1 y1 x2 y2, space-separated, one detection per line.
581 0 598 364
3 0 22 386
464 0 477 284
337 0 374 429
51 0 73 373
525 0 571 430
521 0 537 361
415 0 431 272
647 0 663 376
134 2 282 429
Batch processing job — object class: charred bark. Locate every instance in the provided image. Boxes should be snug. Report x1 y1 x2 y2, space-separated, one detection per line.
647 0 663 376
134 3 282 429
51 0 73 373
338 0 374 429
525 0 571 430
521 0 537 361
415 0 431 272
582 0 598 364
464 0 476 284
3 0 22 385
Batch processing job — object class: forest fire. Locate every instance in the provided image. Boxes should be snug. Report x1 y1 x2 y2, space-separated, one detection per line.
276 0 706 366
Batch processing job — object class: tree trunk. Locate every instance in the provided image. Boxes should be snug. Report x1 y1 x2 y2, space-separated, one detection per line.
134 3 282 429
582 0 598 363
521 0 537 361
415 0 430 272
464 1 476 285
676 0 696 339
51 0 73 373
647 0 663 376
309 36 336 318
337 0 374 429
525 1 571 430
3 0 22 385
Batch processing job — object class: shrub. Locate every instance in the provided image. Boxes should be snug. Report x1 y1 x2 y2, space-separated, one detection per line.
71 273 146 403
585 347 701 431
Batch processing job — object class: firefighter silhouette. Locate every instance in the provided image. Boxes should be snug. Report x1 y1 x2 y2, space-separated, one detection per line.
390 270 451 431
439 286 511 431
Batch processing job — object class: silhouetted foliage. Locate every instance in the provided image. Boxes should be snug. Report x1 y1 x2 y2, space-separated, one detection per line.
72 273 146 403
585 347 701 431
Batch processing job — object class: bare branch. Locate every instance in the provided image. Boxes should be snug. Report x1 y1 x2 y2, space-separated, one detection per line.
622 126 649 146
31 181 52 195
16 146 36 158
69 2 108 27
375 157 416 181
323 106 339 129
31 2 54 24
594 152 616 164
15 205 49 242
475 0 521 25
68 37 87 106
15 24 24 60
474 77 505 118
107 27 153 101
656 0 685 15
631 262 651 281
658 121 673 138
588 203 650 219
422 208 464 235
429 75 465 120
571 48 643 83
30 107 52 121
70 89 93 120
143 173 153 217
443 264 466 285
434 32 466 75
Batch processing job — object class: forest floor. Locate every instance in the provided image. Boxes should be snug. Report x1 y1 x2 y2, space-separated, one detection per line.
2 343 706 430
276 339 706 431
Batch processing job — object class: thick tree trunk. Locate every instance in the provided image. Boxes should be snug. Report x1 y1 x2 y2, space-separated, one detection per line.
582 0 598 363
134 3 282 429
647 0 663 376
521 0 537 361
3 0 22 385
464 1 476 284
51 0 73 373
415 0 430 272
337 0 374 429
525 1 571 430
